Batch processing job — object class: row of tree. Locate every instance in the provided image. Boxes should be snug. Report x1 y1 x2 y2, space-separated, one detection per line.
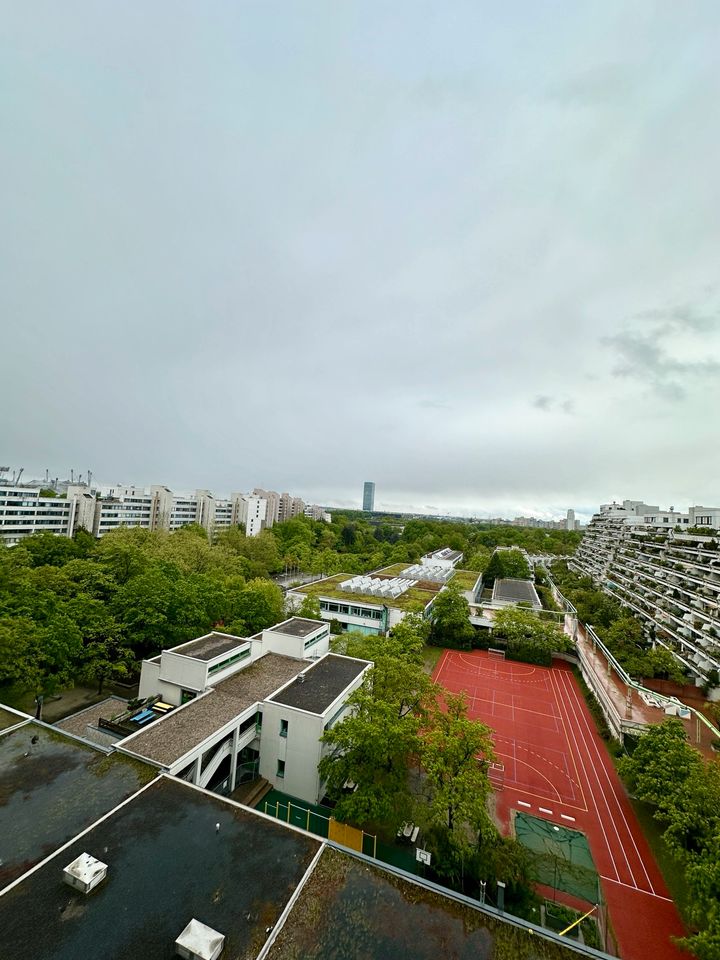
550 562 686 683
619 720 720 959
0 526 289 697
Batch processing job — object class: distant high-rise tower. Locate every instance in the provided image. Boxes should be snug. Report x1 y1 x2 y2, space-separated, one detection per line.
363 481 375 512
566 509 576 531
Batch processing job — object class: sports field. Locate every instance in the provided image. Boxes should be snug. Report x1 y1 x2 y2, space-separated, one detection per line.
433 650 688 960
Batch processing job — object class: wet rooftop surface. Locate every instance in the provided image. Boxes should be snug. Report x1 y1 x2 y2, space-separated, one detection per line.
267 847 581 960
0 777 321 960
0 723 155 890
122 653 306 766
270 655 369 714
0 706 25 730
269 617 326 638
172 631 247 661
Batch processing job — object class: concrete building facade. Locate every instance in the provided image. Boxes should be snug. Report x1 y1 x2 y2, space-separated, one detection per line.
574 501 720 682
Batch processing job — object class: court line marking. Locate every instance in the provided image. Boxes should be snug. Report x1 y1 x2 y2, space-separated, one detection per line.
558 670 656 895
457 652 539 677
464 692 561 724
539 807 554 815
561 814 576 822
493 735 581 801
491 752 564 802
517 800 531 808
600 876 673 902
550 667 620 882
546 663 588 812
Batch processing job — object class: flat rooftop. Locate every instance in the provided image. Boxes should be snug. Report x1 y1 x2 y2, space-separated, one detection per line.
493 578 541 606
0 723 154 890
428 547 463 561
268 617 326 638
0 777 321 960
266 846 581 960
270 654 369 714
121 653 306 766
0 706 25 730
172 631 247 661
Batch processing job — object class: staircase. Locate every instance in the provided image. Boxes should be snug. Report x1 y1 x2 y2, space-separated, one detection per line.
233 776 272 809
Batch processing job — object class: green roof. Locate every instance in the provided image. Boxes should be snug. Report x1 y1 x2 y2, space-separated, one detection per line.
294 574 440 612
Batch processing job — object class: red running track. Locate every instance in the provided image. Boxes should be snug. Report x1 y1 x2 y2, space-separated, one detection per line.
433 650 690 960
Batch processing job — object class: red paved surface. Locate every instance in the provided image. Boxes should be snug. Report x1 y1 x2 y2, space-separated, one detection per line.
433 650 690 960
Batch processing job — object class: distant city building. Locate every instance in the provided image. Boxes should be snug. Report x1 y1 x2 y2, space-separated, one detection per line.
0 475 310 545
304 504 332 523
362 481 375 512
566 509 576 531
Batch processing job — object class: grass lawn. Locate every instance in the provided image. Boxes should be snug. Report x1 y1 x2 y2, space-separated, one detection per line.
451 569 481 591
625 795 691 924
422 645 444 674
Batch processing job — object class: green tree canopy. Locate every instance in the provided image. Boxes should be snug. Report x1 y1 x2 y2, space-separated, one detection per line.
429 584 474 650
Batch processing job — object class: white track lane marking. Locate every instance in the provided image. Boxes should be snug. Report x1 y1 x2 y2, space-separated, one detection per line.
549 668 620 882
558 670 656 894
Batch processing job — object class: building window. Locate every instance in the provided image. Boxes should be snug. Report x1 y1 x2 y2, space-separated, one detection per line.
280 718 289 738
277 759 285 778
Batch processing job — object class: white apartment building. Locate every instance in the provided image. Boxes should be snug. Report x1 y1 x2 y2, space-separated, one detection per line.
233 494 267 537
0 482 288 544
112 617 370 804
0 486 76 545
574 501 720 682
304 504 332 523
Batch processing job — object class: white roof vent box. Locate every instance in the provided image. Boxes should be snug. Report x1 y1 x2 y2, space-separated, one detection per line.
62 852 108 894
175 919 226 960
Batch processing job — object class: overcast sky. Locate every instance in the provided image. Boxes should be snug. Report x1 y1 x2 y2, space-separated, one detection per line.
2 2 719 521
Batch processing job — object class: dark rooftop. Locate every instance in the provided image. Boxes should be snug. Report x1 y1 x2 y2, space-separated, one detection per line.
270 654 369 714
493 578 541 606
268 617 326 638
267 847 582 960
172 631 248 661
0 723 154 890
0 706 25 730
121 653 306 766
0 777 321 960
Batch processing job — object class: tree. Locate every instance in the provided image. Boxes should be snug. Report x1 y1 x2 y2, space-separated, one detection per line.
420 691 495 834
339 613 428 666
235 579 285 634
618 719 702 816
429 584 474 649
80 639 133 694
490 607 566 664
295 593 322 620
320 656 437 828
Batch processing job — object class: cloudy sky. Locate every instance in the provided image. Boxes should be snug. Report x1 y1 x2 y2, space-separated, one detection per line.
2 2 719 521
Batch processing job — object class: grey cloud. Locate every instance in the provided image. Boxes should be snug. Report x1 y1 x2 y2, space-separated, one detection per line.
548 62 638 107
2 2 720 518
602 329 720 401
532 396 575 415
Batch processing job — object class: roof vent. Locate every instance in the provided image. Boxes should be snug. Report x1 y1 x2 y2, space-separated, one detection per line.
62 852 108 894
298 674 306 684
175 919 226 960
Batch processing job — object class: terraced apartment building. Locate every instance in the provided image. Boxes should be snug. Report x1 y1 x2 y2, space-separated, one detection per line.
573 500 720 683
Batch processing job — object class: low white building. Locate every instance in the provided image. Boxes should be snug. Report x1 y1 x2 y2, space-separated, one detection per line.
118 617 369 804
420 547 464 570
